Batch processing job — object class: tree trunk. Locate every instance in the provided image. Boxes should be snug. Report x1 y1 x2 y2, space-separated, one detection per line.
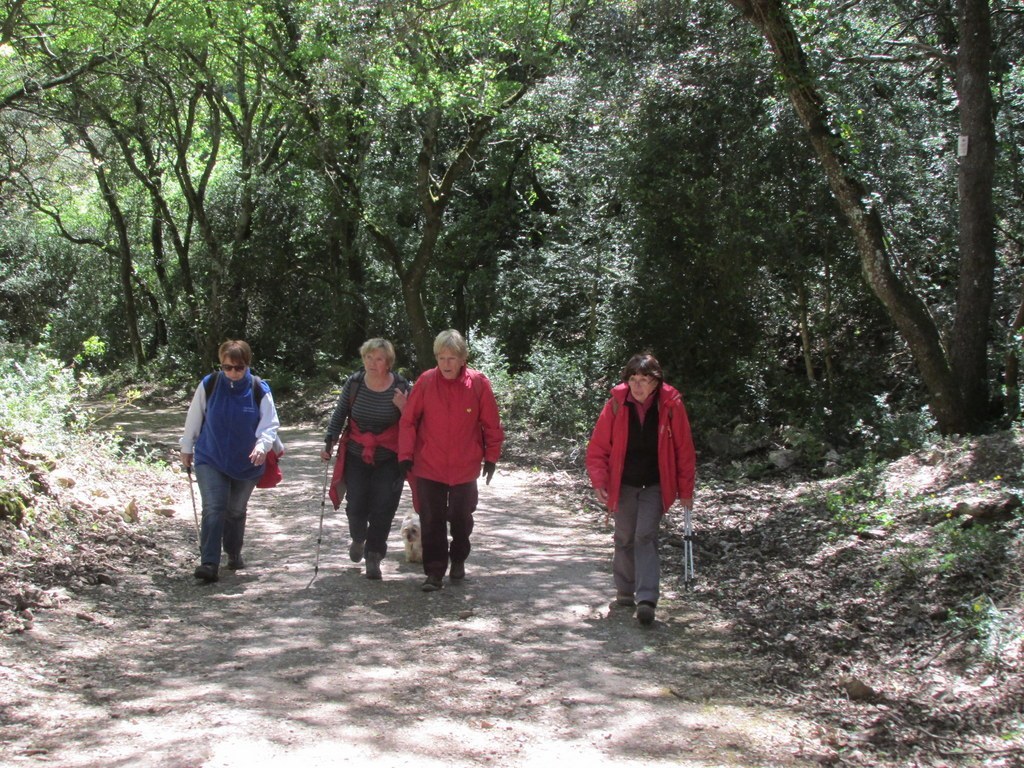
949 0 996 421
174 86 224 362
797 282 816 383
81 133 145 368
726 0 973 434
100 170 145 368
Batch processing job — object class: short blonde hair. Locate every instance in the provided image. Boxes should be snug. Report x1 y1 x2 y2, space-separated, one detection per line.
360 338 396 368
433 329 468 360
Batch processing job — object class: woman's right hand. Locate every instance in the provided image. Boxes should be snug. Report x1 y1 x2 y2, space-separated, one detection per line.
180 452 193 469
320 448 331 462
595 487 608 505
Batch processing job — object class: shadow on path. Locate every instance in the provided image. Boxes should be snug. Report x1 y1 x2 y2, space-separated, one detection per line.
0 420 825 767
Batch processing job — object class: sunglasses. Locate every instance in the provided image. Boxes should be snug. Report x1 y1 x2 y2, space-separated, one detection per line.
220 363 247 373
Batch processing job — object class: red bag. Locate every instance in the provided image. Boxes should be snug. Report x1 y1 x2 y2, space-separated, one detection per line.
257 449 283 489
328 435 348 508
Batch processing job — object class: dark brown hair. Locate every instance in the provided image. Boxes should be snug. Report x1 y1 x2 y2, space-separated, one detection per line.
621 352 663 383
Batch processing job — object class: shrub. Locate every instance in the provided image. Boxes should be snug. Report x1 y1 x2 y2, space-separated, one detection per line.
0 343 82 447
470 334 606 439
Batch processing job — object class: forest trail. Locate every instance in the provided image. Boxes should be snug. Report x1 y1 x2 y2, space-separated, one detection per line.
1 415 829 767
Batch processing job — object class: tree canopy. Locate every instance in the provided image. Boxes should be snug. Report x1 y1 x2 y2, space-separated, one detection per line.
2 0 1023 443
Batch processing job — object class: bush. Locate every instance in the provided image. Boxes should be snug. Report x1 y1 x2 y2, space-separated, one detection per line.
850 395 939 459
0 343 83 447
513 342 606 438
471 334 606 439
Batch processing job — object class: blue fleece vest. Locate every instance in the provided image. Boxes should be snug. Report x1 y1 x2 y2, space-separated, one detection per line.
194 371 265 481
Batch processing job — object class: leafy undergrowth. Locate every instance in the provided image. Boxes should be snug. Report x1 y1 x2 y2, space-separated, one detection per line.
667 433 1024 766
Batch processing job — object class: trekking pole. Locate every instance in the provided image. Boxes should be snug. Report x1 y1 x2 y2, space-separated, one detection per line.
682 503 695 590
185 465 201 554
306 457 331 588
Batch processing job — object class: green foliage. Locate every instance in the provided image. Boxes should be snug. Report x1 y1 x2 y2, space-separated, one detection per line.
506 341 607 438
73 335 107 373
823 472 893 537
849 397 939 460
0 476 30 527
0 0 1020 446
950 594 1024 667
933 518 1007 580
468 333 516 421
0 343 83 445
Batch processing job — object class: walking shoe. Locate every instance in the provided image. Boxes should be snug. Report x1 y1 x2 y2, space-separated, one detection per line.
449 561 465 580
193 564 219 583
226 553 245 571
616 593 636 607
421 575 443 592
349 539 364 563
365 552 382 580
636 601 656 626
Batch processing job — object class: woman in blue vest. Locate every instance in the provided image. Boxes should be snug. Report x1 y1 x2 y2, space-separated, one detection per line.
180 340 281 583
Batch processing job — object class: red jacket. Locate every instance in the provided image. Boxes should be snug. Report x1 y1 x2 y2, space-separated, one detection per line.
586 382 695 514
399 366 504 486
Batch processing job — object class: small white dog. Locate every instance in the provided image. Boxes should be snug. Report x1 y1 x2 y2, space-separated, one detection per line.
400 511 423 563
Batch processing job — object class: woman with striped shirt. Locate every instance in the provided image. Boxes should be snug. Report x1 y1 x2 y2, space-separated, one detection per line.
321 339 411 580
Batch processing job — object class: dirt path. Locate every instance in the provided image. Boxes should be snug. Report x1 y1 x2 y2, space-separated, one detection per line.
1 418 829 767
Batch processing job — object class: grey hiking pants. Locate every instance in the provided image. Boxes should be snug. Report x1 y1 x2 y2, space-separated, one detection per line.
614 484 662 605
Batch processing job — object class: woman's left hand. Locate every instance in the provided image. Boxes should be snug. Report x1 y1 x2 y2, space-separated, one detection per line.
249 446 267 466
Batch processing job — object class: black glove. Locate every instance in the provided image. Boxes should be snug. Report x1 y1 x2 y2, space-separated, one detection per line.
482 461 496 485
398 459 413 477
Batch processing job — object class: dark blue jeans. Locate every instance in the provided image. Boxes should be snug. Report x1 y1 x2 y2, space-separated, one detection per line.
194 463 259 567
344 453 403 557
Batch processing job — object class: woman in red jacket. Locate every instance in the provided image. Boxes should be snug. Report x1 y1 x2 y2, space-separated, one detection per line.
586 352 695 625
399 329 505 592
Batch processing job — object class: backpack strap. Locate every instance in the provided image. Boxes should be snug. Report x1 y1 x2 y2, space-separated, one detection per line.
203 370 219 401
343 370 365 430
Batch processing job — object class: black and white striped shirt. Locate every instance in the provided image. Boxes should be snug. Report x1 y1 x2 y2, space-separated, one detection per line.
325 372 411 461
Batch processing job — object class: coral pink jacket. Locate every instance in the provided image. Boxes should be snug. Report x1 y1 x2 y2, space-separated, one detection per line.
399 366 504 486
586 382 695 514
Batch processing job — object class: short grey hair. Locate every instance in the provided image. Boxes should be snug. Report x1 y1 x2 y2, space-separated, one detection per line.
433 329 468 360
360 338 396 368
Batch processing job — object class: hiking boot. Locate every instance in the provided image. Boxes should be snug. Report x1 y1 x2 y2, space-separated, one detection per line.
349 539 364 563
194 564 219 583
449 561 465 580
421 575 443 592
616 593 636 607
365 552 382 581
636 601 656 626
226 553 245 571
